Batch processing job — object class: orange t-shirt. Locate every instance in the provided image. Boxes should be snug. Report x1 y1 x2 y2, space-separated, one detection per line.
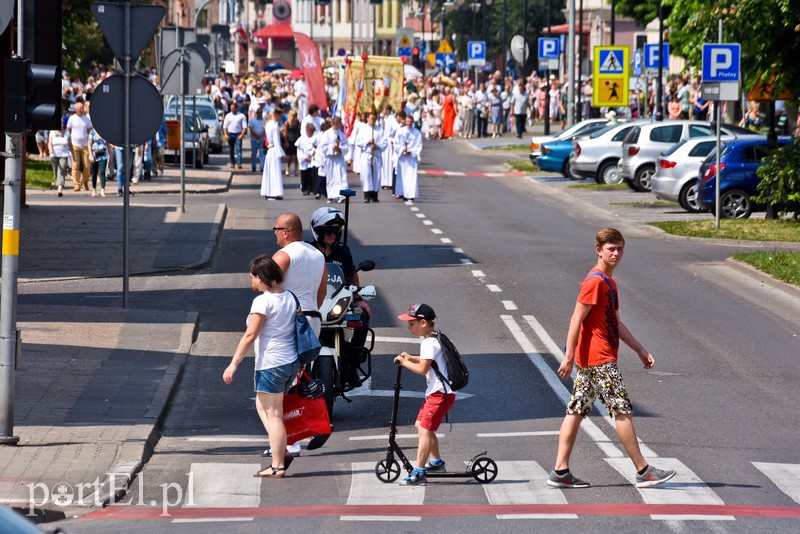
575 270 619 368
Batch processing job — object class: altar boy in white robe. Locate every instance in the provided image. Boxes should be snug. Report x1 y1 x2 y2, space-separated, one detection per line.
393 112 423 204
355 111 387 203
319 117 350 203
260 109 285 200
380 104 399 190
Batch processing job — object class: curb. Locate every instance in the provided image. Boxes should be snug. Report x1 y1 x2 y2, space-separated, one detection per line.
91 312 199 508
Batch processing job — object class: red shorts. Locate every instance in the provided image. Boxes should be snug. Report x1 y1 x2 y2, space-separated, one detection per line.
417 391 456 432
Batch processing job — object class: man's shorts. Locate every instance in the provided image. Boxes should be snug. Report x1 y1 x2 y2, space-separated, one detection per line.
566 361 633 418
417 391 456 432
254 360 301 394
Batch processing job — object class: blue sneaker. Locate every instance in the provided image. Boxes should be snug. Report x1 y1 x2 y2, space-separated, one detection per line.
424 459 446 473
400 469 427 486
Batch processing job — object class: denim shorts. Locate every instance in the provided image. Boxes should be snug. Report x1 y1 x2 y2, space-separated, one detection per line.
254 360 300 394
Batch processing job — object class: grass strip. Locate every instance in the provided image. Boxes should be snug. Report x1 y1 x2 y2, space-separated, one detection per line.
732 251 800 286
649 219 800 243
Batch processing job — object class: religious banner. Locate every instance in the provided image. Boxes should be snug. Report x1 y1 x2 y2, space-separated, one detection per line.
344 55 404 131
293 32 328 113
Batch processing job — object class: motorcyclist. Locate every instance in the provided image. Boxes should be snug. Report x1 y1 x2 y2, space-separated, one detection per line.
309 207 371 386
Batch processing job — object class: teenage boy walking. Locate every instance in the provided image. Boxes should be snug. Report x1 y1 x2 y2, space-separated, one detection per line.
548 228 676 489
394 304 454 486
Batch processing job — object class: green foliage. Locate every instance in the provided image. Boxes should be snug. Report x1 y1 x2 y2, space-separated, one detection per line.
25 158 55 190
612 0 662 27
732 251 800 286
753 137 800 216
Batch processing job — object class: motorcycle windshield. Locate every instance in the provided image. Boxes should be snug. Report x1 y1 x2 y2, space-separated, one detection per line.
326 263 346 299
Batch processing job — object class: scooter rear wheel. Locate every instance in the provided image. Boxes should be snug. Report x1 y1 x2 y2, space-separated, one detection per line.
375 459 402 483
471 457 498 484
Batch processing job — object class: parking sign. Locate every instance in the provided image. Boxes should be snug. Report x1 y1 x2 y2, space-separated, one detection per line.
538 37 559 70
702 43 740 82
468 41 486 66
643 43 669 69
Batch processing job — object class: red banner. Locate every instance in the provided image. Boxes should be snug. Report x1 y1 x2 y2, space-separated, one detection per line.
293 32 328 113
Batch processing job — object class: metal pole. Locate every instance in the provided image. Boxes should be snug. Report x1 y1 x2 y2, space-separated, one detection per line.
576 0 583 122
330 2 334 57
501 0 506 77
351 0 355 54
311 0 315 43
372 3 376 53
180 50 186 214
543 0 551 135
715 18 722 230
655 0 664 121
123 0 132 308
610 0 615 45
522 0 527 76
566 0 575 127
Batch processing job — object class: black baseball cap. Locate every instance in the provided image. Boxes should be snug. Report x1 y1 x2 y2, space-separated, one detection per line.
397 303 436 322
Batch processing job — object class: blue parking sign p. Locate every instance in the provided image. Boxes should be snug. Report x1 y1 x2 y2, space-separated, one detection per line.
538 38 559 59
702 43 740 82
468 41 485 60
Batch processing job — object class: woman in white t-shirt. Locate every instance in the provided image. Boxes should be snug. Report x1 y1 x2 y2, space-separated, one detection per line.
48 127 71 197
223 254 299 478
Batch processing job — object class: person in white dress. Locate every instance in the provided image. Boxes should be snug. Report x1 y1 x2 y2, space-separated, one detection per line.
293 73 308 121
260 109 285 200
319 117 350 203
393 112 423 204
355 111 387 203
347 113 364 175
380 105 399 190
295 122 318 195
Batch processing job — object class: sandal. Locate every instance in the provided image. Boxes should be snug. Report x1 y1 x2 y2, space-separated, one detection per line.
254 466 285 478
283 453 294 472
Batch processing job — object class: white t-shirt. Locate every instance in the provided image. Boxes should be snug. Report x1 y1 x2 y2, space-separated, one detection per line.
421 336 448 396
66 114 93 147
249 291 297 371
49 130 71 158
280 240 325 313
223 111 247 134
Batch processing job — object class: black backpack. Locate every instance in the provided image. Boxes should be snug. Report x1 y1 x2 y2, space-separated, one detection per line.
431 330 469 392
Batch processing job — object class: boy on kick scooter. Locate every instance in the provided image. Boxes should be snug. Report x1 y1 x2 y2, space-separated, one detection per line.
394 304 455 486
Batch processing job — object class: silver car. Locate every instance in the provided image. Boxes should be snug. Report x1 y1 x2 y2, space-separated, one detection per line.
529 118 610 164
166 96 223 153
570 120 645 184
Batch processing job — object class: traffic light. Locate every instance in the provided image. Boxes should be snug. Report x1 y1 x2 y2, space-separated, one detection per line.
4 57 59 135
411 47 421 69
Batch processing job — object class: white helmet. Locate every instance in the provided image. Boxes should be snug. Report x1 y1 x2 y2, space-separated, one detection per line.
310 207 345 242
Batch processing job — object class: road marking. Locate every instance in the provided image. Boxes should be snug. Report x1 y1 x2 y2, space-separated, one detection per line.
502 300 518 310
441 238 453 244
423 220 433 226
375 336 420 344
186 463 261 508
753 462 800 505
451 246 462 252
482 461 576 519
500 315 623 459
350 434 443 441
409 206 419 212
187 436 264 443
471 270 486 278
521 315 657 458
460 258 474 265
431 228 443 234
486 284 502 292
606 458 732 521
343 462 422 521
415 213 426 218
172 518 254 523
477 431 559 438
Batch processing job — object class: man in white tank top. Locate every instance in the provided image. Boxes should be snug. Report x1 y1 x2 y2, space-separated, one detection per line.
271 213 326 335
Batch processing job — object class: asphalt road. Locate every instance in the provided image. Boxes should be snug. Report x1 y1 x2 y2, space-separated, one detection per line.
46 140 800 533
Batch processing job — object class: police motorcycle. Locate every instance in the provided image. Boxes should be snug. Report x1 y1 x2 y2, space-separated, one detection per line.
307 201 376 449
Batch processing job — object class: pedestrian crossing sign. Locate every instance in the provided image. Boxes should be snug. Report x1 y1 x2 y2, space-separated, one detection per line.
398 35 412 48
593 46 629 107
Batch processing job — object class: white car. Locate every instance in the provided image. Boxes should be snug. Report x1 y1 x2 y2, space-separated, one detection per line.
529 118 610 164
651 135 757 213
570 120 645 184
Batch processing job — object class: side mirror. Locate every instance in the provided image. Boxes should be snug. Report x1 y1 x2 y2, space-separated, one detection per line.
357 260 376 272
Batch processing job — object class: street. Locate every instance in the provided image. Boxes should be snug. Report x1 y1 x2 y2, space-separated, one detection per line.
21 137 800 532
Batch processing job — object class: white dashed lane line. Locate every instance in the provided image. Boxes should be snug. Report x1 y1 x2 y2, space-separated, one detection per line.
472 270 486 278
502 300 518 310
431 228 443 234
486 284 502 292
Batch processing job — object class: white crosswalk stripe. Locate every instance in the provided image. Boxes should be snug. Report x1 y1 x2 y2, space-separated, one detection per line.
753 462 800 505
481 461 577 519
186 463 261 508
343 461 423 521
606 458 734 521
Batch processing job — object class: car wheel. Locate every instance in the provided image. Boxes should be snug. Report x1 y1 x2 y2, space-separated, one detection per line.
203 149 209 164
720 189 753 219
678 179 706 213
562 160 576 179
193 153 203 169
624 178 639 191
633 165 655 192
597 161 622 185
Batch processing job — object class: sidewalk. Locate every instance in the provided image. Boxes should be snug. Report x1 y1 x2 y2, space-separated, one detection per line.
0 163 231 520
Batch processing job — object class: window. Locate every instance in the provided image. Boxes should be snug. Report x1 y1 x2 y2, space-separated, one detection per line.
649 125 682 143
623 127 640 144
612 126 634 142
688 125 712 138
688 141 715 158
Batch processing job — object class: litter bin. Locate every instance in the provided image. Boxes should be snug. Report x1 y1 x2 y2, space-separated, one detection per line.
166 120 181 150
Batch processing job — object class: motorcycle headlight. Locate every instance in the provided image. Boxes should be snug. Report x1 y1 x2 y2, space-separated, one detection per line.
326 296 352 322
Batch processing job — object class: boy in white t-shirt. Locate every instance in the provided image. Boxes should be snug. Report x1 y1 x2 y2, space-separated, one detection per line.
394 304 455 486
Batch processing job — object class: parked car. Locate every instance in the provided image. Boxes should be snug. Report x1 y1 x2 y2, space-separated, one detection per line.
166 96 223 153
163 111 210 169
697 136 792 218
570 121 645 184
529 118 610 165
619 121 752 192
651 135 749 212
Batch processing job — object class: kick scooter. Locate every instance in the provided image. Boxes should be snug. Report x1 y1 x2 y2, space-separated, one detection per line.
374 365 498 484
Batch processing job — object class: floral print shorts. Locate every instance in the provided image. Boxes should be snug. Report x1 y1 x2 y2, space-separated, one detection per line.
566 362 633 418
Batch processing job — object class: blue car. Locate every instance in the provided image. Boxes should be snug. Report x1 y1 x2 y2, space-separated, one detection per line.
537 139 579 178
697 136 792 218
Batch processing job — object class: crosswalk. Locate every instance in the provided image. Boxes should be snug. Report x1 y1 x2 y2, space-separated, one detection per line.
155 459 800 524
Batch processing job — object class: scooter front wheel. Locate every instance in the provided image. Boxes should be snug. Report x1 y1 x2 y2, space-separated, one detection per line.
471 457 498 484
375 458 402 483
